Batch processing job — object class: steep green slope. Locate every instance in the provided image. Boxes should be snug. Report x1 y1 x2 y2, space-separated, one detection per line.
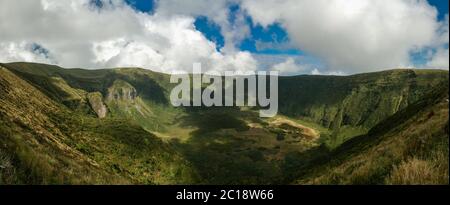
2 62 175 132
0 65 198 184
289 85 449 184
279 69 449 147
1 62 448 185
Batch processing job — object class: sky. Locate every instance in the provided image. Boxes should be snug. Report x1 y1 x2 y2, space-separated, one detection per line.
0 0 448 75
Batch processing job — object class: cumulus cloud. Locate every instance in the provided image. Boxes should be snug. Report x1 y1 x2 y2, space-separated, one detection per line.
311 68 346 76
271 58 310 75
426 47 449 69
0 42 55 64
0 0 257 72
426 14 449 69
0 0 448 74
242 0 449 72
156 0 250 53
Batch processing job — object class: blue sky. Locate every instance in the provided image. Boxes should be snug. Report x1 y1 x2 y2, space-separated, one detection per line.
428 0 449 20
126 0 448 60
125 0 155 13
123 0 302 55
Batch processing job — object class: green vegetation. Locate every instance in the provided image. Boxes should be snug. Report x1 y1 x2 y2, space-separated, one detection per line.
290 85 449 184
0 62 448 185
279 69 448 147
0 66 198 184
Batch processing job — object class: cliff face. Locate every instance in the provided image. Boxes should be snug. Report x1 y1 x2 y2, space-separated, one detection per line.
104 79 157 131
106 80 138 102
87 92 108 118
278 69 449 131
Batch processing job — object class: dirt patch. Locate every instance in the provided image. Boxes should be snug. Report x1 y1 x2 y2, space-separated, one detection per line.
270 117 320 139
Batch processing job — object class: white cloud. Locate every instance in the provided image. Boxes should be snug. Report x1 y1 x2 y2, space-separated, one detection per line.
426 47 449 69
0 0 448 74
311 69 321 75
426 14 449 69
242 0 449 72
0 0 257 73
311 68 346 76
0 42 54 64
155 0 250 53
271 58 306 75
435 14 449 46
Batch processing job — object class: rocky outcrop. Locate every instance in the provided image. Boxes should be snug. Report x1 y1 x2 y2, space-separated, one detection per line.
106 80 137 102
87 92 108 118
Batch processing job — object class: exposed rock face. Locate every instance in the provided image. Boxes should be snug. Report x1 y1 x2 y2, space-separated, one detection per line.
87 92 108 118
106 80 137 102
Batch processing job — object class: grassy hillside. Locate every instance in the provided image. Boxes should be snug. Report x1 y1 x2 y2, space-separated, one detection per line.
279 69 449 148
289 85 449 184
0 65 198 184
0 62 448 184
